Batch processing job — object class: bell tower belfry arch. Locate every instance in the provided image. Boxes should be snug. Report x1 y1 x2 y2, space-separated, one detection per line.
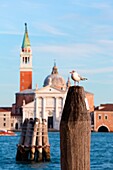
20 23 32 91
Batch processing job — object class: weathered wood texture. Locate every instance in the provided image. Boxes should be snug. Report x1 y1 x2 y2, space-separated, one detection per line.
24 118 34 147
18 118 28 145
36 120 43 162
16 118 50 162
30 118 39 161
60 86 91 170
42 119 50 161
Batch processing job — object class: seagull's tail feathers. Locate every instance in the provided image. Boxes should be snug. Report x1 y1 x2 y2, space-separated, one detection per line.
81 77 88 81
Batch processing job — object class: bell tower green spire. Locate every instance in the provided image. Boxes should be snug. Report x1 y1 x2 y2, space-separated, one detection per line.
21 23 30 49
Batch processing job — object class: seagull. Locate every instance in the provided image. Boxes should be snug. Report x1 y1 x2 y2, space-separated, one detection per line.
70 70 87 85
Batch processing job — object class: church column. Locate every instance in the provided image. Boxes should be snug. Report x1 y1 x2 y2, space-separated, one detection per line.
22 100 26 123
22 109 25 123
42 97 47 120
34 97 40 119
55 97 59 120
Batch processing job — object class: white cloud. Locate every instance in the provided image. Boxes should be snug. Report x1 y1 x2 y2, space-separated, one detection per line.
60 66 113 82
79 67 113 75
0 31 22 35
71 1 112 11
59 13 79 20
98 40 113 44
92 2 111 10
35 23 67 36
0 83 16 87
33 43 101 58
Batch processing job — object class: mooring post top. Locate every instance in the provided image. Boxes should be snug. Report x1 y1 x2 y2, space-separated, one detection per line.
61 85 89 122
67 85 86 103
68 85 85 92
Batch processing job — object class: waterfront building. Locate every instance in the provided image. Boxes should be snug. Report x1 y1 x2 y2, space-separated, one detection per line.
94 104 113 132
0 107 12 130
0 23 94 131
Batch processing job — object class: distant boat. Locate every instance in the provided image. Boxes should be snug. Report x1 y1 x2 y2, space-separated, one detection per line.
0 129 16 136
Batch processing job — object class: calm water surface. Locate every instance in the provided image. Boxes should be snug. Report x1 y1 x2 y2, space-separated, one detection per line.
0 132 113 170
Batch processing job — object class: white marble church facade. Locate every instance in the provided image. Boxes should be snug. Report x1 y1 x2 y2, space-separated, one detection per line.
22 85 67 130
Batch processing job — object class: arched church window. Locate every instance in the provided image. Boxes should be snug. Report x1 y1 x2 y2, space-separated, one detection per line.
25 57 27 64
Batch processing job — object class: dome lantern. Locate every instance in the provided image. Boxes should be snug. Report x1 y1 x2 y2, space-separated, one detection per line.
51 61 58 74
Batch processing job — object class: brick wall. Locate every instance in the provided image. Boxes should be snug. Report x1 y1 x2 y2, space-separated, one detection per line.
20 71 32 91
16 93 34 108
94 111 113 132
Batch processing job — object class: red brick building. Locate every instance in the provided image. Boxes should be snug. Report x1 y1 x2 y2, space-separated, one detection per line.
94 104 113 132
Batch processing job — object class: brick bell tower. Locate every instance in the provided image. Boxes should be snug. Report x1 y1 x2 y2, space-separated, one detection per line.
20 23 32 91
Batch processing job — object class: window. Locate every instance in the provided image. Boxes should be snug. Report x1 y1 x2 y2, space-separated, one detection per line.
105 115 108 120
25 57 27 64
3 123 6 126
3 118 6 121
4 114 6 116
23 57 24 63
20 123 22 128
98 115 101 119
11 123 13 127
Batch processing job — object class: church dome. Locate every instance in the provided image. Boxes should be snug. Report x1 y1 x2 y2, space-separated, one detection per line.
43 63 66 90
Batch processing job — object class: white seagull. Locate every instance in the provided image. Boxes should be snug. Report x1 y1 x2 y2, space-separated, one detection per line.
70 70 87 85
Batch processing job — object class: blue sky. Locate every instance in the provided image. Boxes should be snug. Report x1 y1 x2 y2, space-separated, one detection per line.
0 0 113 106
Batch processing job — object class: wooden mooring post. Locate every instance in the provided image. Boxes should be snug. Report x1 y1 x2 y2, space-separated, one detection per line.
16 117 50 162
42 119 50 161
60 86 91 170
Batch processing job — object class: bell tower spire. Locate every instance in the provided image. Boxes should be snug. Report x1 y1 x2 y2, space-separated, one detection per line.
20 23 32 91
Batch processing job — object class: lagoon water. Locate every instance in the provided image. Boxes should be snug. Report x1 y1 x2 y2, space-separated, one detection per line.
0 132 113 170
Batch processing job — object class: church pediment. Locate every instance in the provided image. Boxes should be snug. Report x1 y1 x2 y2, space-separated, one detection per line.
36 85 66 94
